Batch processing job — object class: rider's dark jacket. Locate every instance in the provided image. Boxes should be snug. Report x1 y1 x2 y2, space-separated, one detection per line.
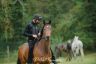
23 22 40 41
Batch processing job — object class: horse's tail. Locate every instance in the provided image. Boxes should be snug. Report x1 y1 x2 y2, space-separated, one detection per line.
17 58 21 64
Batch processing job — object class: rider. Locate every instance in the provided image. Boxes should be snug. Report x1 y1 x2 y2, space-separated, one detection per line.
23 14 56 64
23 14 42 63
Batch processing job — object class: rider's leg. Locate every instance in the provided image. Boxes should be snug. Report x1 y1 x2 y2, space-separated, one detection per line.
27 40 35 64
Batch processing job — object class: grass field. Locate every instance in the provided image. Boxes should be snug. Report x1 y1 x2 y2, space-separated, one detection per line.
0 51 96 64
56 53 96 64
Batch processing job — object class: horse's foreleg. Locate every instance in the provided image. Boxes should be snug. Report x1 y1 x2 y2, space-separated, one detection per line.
68 51 72 61
56 50 60 58
73 50 76 58
80 47 84 57
55 49 58 58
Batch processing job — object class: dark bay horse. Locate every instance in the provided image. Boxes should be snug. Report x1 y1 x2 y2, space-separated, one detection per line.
17 20 52 64
55 40 73 61
55 43 67 57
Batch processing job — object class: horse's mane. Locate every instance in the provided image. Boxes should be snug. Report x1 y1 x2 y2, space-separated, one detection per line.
39 23 50 40
40 26 44 38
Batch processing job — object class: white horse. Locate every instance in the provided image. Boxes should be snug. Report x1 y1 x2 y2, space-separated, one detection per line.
71 36 84 58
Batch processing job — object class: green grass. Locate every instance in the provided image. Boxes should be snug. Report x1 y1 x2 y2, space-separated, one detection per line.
0 51 96 64
0 51 18 64
56 53 96 64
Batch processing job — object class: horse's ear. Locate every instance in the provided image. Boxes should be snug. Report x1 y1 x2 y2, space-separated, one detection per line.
49 20 51 24
43 20 46 25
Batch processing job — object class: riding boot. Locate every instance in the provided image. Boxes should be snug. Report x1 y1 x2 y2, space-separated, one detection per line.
51 49 57 64
27 40 35 64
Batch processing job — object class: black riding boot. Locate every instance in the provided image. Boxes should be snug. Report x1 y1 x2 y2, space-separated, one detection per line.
27 40 35 64
51 49 57 64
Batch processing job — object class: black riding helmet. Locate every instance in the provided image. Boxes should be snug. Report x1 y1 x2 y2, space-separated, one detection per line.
33 14 42 21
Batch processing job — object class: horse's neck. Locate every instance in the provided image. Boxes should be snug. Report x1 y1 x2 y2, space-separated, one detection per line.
73 39 82 47
37 37 50 53
73 38 78 43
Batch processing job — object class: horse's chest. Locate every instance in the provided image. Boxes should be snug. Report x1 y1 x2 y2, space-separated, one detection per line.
33 51 51 62
34 47 51 57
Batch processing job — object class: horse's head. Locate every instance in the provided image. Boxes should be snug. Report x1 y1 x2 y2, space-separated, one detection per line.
73 36 79 42
41 20 52 40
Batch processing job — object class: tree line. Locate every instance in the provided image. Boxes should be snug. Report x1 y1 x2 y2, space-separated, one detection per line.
0 0 96 51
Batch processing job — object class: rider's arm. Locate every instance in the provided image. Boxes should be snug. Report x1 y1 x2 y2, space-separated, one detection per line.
23 24 37 38
23 24 32 37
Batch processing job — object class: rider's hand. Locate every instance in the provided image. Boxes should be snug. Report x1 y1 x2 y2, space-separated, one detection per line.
32 34 37 38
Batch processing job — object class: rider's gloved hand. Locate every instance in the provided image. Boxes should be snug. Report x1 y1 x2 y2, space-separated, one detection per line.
32 34 37 38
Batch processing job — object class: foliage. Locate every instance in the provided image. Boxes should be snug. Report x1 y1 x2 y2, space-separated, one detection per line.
0 0 96 51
